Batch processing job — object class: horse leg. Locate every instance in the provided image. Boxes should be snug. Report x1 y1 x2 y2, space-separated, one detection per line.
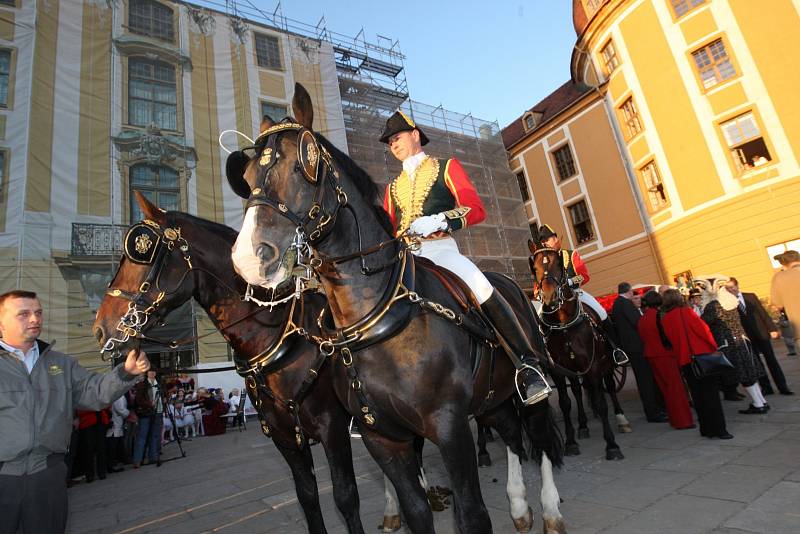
273 442 328 534
522 396 567 534
554 376 579 456
572 380 590 439
359 431 433 534
382 474 401 532
590 381 623 460
320 427 366 534
478 401 532 532
540 453 567 534
604 373 632 434
477 424 492 467
436 418 493 534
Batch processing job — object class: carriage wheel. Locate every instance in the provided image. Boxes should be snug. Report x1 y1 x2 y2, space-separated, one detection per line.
614 365 627 392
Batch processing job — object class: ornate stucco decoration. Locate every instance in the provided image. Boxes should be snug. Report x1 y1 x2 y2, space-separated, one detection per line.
112 125 197 172
187 5 216 36
113 35 193 71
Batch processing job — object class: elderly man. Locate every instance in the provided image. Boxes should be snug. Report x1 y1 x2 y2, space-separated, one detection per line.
0 290 149 534
380 110 549 405
772 250 800 359
725 277 792 396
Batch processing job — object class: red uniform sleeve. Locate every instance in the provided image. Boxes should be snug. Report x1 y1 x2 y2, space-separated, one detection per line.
571 250 590 285
443 159 485 229
382 183 397 231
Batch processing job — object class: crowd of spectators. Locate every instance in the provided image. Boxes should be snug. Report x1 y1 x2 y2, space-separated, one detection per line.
609 254 797 441
65 372 246 486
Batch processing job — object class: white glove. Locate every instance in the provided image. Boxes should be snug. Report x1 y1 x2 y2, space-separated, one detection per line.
408 214 448 237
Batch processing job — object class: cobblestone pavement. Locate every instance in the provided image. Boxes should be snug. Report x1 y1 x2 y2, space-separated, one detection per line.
67 345 800 533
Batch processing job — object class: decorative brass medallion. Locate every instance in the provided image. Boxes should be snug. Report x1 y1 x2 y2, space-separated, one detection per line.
135 234 153 254
163 228 178 241
259 148 273 166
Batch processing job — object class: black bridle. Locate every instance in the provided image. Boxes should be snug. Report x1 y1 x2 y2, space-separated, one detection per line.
239 120 404 278
532 247 584 330
245 121 347 245
102 220 195 356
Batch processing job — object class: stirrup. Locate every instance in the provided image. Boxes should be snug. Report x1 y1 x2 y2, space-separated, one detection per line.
515 364 552 406
612 348 629 366
348 417 362 439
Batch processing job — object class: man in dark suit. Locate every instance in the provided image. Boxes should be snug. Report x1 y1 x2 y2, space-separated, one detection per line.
611 282 667 422
725 278 793 395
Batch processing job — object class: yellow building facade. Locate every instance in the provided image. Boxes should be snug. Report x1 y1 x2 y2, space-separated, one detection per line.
0 0 345 367
505 0 800 300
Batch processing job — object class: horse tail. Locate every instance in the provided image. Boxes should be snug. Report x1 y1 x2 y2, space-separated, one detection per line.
522 400 564 469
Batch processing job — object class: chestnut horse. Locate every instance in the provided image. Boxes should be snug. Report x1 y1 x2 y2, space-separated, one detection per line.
528 239 628 460
93 193 367 534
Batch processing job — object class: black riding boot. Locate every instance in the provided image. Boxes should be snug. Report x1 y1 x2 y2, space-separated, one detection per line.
600 318 629 366
481 291 551 405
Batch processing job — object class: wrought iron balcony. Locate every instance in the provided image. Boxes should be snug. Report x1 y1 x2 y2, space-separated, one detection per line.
71 223 128 256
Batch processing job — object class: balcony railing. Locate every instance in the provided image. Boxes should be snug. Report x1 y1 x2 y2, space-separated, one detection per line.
71 223 128 256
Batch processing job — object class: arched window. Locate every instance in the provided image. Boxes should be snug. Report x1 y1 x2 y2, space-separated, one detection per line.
129 0 175 42
128 58 177 130
129 164 179 222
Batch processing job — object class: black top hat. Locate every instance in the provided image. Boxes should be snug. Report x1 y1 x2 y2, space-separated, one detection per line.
538 224 558 242
379 110 429 146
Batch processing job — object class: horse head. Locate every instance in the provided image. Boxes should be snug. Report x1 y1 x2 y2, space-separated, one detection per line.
229 83 345 292
93 192 201 357
527 238 568 309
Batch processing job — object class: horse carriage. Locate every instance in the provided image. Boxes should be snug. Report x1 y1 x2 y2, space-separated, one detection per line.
92 83 638 533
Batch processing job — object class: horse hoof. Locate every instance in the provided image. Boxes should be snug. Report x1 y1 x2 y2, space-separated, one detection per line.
513 506 534 533
382 514 401 532
564 443 581 456
618 423 633 433
605 448 624 461
478 453 492 467
577 428 590 439
543 516 567 534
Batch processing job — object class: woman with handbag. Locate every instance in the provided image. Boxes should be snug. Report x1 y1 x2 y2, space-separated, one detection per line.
660 289 733 439
702 285 769 415
637 291 695 429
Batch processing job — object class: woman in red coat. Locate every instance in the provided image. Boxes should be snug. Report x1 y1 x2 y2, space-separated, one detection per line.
637 291 694 429
660 289 732 439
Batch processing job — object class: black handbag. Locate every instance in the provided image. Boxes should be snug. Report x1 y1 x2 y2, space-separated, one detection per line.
680 310 735 379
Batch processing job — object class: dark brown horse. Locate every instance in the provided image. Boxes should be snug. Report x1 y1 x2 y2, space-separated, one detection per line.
527 239 629 460
93 193 367 534
227 83 567 534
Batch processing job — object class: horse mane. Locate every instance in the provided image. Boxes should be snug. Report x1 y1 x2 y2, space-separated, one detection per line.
165 210 238 243
315 134 395 236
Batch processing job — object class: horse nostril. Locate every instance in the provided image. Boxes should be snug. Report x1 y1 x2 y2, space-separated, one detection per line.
94 326 105 344
256 242 280 267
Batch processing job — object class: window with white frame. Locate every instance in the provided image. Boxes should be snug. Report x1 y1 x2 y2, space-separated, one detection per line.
619 97 642 139
692 39 736 90
568 200 595 244
128 58 177 130
720 112 772 174
671 0 705 18
640 161 668 210
261 101 287 121
600 40 619 75
130 164 179 222
552 144 577 181
129 0 175 42
524 114 535 130
255 33 282 70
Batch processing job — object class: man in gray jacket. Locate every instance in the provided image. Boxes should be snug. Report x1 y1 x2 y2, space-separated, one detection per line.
0 290 150 534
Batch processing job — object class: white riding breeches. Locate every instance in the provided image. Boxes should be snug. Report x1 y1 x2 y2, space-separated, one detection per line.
578 290 607 321
412 236 494 304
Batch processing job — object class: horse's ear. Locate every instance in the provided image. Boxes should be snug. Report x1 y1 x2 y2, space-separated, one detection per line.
135 190 166 224
292 83 314 130
527 238 538 255
259 114 275 133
